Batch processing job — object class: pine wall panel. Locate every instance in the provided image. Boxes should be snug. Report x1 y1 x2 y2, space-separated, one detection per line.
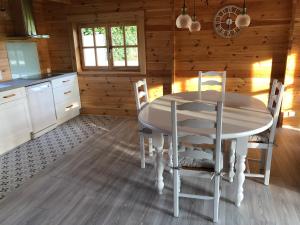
173 0 297 127
0 0 299 127
42 0 173 116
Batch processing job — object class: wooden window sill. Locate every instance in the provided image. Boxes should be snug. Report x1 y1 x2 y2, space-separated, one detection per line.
78 70 146 77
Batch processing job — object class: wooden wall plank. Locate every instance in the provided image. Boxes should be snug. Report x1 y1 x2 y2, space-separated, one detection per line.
42 0 173 116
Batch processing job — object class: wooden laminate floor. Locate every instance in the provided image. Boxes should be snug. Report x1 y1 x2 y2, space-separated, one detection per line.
0 117 299 225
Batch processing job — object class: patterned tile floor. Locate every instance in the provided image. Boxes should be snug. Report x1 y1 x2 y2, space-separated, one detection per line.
0 115 115 200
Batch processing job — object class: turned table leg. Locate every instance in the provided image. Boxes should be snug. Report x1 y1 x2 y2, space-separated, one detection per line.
156 148 164 194
229 139 236 182
168 135 173 174
235 136 248 207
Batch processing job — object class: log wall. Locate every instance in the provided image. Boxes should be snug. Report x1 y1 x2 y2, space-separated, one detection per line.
0 0 299 127
42 0 173 116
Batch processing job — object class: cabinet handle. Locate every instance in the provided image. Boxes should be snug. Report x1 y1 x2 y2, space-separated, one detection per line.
62 80 70 83
66 104 73 109
3 94 16 99
64 91 72 95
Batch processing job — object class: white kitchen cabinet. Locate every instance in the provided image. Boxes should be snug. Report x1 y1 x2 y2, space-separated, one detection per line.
26 82 57 138
51 73 81 125
0 88 32 155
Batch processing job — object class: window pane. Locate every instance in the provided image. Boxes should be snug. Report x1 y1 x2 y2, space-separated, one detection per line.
96 48 108 66
125 26 138 46
112 48 125 66
111 26 124 46
126 47 139 66
83 48 96 66
95 27 106 46
81 28 94 47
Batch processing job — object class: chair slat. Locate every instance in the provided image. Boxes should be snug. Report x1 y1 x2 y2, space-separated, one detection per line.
198 71 226 102
138 91 147 98
200 71 225 76
179 135 214 145
178 119 215 129
136 80 145 87
177 102 216 112
179 149 214 160
202 80 223 86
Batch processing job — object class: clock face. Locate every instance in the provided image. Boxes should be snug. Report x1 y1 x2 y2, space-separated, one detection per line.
214 5 242 39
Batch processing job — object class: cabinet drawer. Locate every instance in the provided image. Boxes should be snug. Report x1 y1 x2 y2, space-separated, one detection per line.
51 74 77 89
53 83 80 104
55 97 81 120
0 88 26 105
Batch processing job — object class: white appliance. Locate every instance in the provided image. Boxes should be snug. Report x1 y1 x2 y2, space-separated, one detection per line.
26 82 57 138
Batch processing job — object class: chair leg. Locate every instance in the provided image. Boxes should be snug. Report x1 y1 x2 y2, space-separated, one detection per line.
264 145 273 185
140 134 145 168
173 169 179 217
229 140 236 182
148 137 154 156
213 175 220 223
260 149 266 174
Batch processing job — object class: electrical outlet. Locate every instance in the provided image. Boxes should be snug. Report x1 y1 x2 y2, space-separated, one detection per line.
0 70 3 80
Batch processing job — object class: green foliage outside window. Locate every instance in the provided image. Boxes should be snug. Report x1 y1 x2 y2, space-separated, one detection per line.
81 25 138 66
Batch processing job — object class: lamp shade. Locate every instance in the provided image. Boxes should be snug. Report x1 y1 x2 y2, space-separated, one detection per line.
235 13 251 28
189 20 201 32
176 14 192 29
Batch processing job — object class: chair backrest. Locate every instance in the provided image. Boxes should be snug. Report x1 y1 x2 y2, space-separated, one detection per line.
171 101 223 172
267 79 285 142
198 71 226 101
133 79 149 112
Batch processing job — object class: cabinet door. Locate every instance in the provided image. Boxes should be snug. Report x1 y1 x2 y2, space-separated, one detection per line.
0 98 32 155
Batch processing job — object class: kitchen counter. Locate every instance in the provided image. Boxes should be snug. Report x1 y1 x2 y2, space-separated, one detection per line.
0 72 77 92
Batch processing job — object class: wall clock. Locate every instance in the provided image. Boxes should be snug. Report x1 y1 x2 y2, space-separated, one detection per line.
214 5 242 39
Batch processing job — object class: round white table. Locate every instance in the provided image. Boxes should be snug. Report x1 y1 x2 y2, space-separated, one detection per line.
138 91 273 207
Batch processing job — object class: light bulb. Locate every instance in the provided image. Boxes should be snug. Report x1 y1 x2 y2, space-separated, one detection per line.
176 13 192 29
189 20 201 32
235 13 251 28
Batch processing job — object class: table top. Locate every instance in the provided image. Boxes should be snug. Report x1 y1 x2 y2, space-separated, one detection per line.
138 91 273 139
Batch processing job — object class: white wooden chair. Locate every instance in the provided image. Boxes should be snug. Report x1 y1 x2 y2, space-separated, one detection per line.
133 79 154 168
171 100 224 223
198 71 226 101
228 79 285 185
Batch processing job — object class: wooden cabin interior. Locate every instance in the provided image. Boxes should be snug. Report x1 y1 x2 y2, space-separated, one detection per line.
0 0 299 224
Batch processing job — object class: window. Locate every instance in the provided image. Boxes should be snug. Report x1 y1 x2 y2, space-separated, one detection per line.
79 24 140 71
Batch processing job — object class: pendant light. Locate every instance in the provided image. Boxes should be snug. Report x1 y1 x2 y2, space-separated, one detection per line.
0 0 7 17
176 0 192 29
235 0 251 28
189 0 201 32
0 0 5 11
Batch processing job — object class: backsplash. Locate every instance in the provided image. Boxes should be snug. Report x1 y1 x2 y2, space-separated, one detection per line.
6 42 41 79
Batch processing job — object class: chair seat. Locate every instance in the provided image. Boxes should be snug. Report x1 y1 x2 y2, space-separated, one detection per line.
141 127 152 134
249 130 270 143
178 146 215 171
